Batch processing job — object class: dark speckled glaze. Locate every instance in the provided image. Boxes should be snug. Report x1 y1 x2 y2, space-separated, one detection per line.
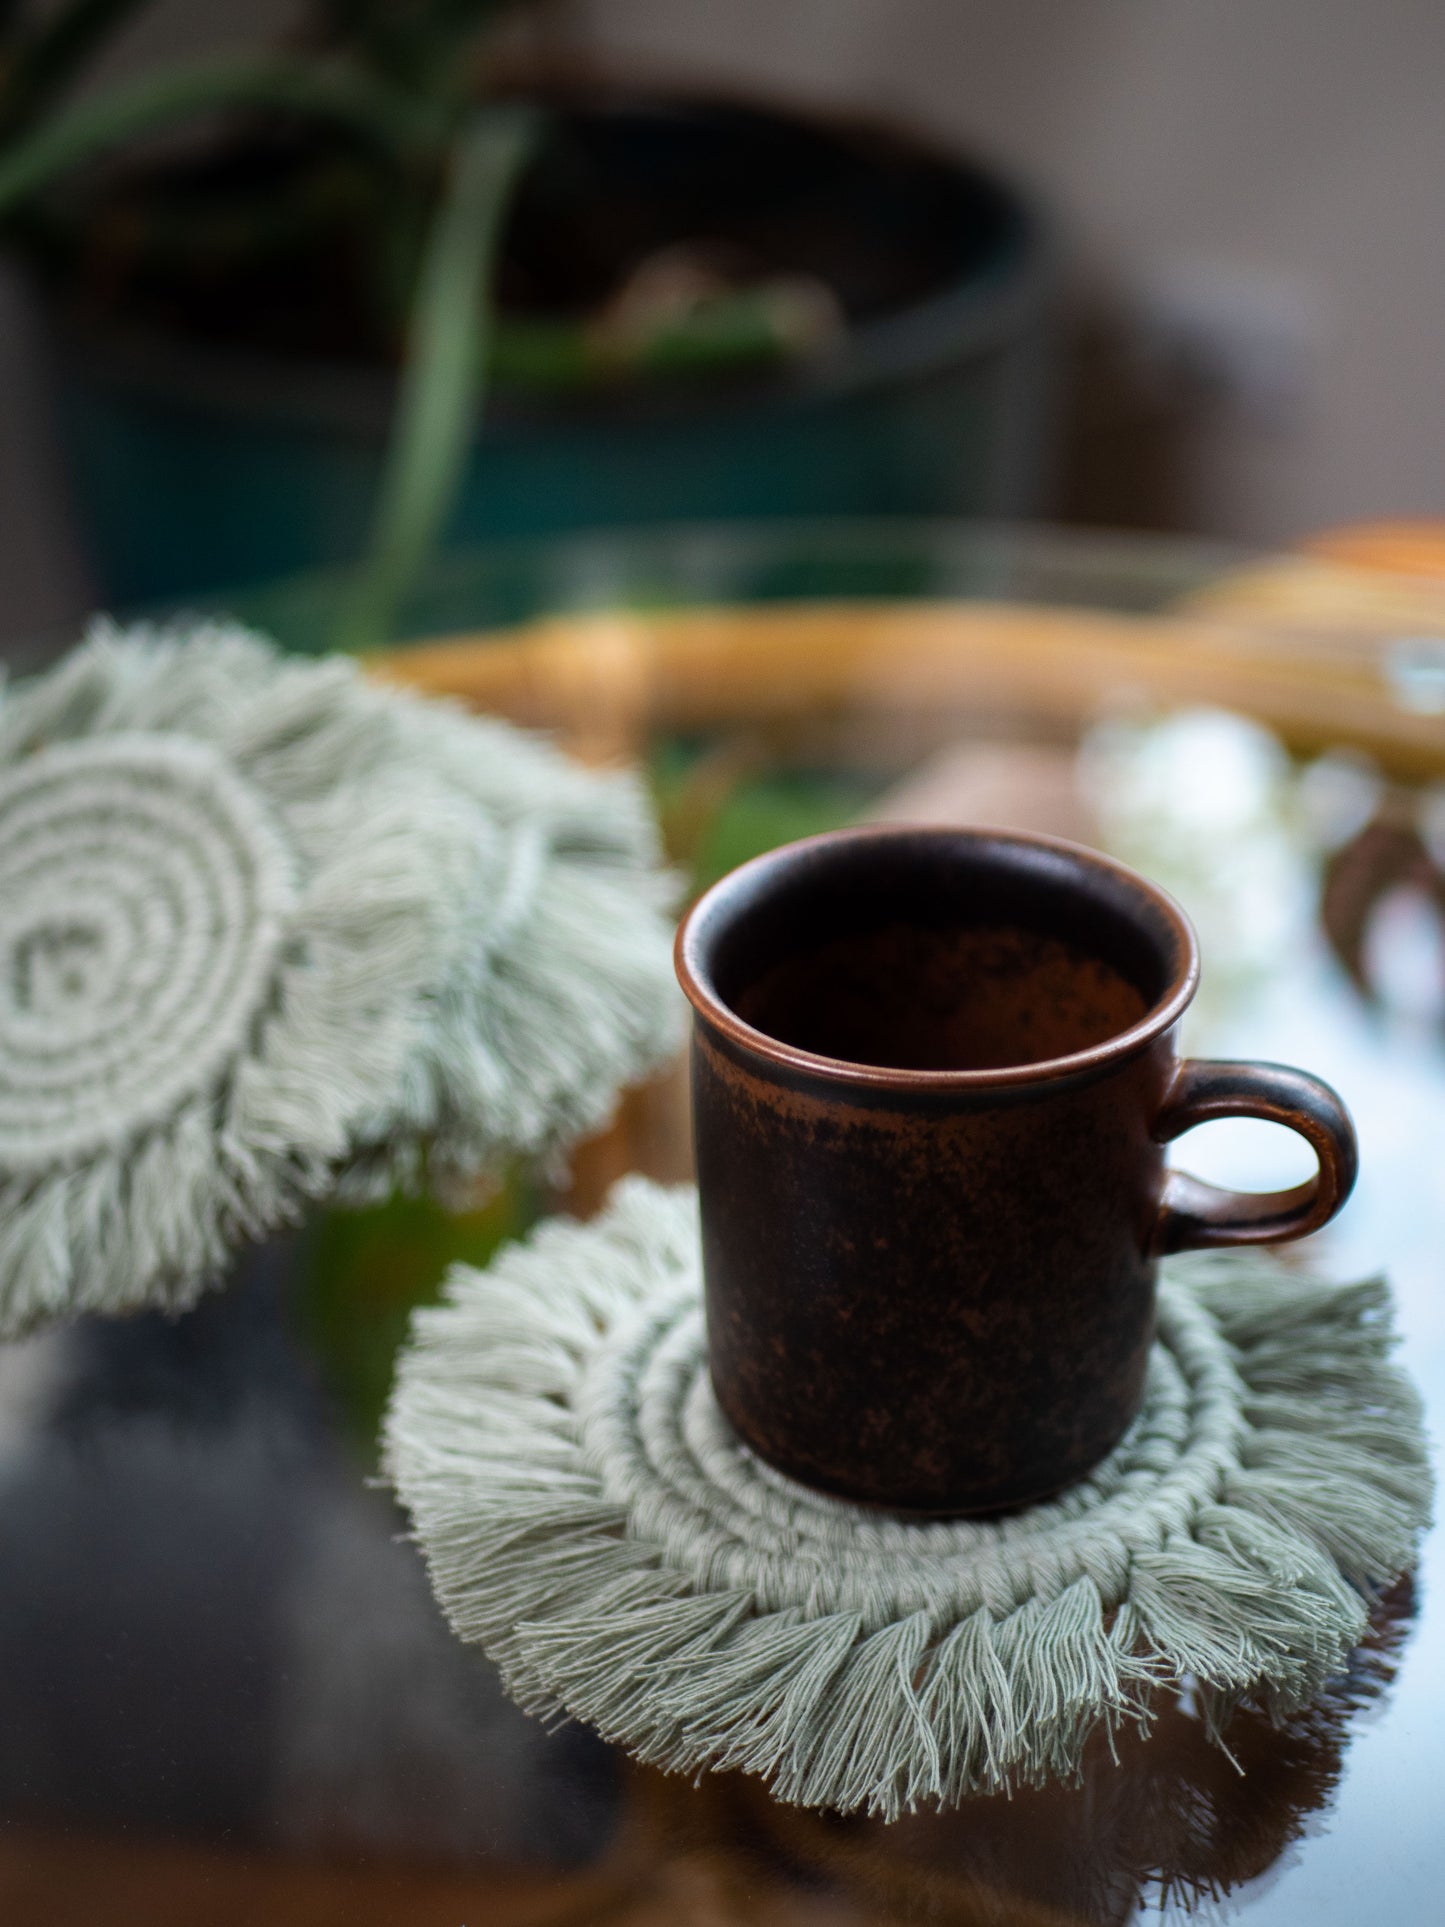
676 827 1358 1515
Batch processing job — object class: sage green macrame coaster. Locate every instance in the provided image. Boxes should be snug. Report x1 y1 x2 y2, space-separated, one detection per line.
385 1178 1433 1821
0 621 681 1336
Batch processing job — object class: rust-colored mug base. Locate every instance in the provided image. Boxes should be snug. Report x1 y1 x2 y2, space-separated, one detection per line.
710 1367 1147 1519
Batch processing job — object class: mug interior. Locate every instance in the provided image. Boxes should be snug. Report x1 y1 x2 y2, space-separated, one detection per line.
686 828 1195 1079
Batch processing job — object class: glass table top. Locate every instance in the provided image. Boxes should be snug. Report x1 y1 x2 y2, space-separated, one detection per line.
1 518 1442 1924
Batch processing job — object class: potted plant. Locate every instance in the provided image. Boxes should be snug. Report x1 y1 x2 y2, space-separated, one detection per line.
0 2 1053 643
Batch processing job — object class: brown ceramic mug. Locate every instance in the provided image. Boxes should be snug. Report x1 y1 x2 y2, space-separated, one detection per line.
675 825 1358 1515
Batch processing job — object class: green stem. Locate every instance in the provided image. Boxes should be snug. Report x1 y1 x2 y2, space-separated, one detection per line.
323 0 523 94
0 0 151 139
336 104 538 654
0 52 442 222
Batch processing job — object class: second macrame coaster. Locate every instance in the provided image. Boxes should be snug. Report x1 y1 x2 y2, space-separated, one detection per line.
0 622 681 1335
385 1179 1433 1821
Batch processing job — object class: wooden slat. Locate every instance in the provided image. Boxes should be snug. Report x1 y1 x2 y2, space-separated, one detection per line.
0 1826 614 1927
375 600 1445 781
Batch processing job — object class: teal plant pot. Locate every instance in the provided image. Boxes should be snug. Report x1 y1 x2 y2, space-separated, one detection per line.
45 95 1055 610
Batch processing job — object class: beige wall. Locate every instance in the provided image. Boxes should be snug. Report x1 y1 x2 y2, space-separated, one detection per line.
2 0 1442 651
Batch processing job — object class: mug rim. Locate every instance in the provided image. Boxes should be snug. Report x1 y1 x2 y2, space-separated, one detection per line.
674 824 1200 1091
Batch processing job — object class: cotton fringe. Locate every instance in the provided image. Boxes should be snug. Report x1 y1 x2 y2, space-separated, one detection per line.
385 1178 1433 1820
0 622 683 1335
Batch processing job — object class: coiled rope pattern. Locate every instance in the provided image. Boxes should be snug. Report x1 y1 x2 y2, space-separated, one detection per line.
579 1280 1247 1626
0 736 294 1167
386 1178 1433 1819
0 622 682 1334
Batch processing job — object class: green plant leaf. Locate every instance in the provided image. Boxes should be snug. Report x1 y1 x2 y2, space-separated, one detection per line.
0 0 150 141
0 52 442 223
322 0 526 93
336 103 538 653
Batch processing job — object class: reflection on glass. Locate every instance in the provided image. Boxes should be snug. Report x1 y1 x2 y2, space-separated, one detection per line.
615 1585 1413 1926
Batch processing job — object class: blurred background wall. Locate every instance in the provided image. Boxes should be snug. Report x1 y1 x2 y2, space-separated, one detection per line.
566 0 1445 540
3 0 1443 649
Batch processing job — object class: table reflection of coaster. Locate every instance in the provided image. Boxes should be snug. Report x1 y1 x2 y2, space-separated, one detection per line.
385 1179 1432 1819
747 1583 1413 1922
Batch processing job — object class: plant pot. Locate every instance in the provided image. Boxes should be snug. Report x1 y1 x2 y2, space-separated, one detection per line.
43 90 1056 611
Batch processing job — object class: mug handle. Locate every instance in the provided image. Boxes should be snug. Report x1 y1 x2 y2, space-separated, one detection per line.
1151 1061 1359 1254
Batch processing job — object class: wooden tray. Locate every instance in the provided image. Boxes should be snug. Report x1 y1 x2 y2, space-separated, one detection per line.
378 594 1445 782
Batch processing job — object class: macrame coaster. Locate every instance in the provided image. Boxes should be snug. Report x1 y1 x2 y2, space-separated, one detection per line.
385 1178 1433 1821
0 622 681 1336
